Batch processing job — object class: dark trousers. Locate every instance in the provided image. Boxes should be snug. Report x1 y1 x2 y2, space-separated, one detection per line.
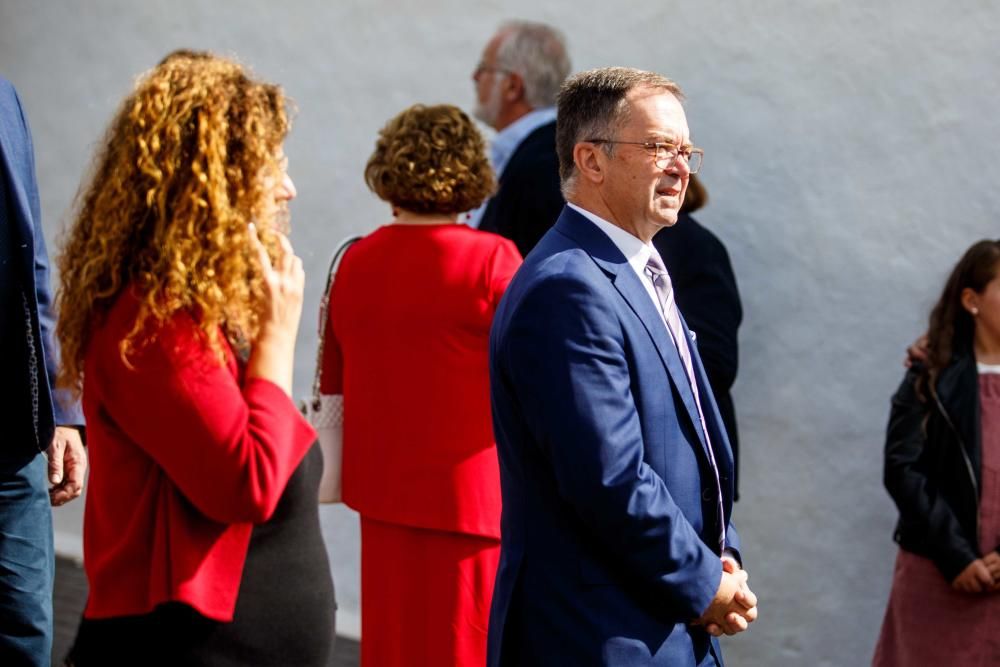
0 451 53 667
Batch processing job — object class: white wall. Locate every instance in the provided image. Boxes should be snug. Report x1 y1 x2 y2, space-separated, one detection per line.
4 0 998 663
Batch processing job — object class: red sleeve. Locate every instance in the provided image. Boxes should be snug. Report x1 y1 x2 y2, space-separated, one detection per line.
486 238 523 310
101 313 315 524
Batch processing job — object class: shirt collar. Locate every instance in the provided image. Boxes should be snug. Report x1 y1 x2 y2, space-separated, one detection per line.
566 203 663 278
491 107 557 177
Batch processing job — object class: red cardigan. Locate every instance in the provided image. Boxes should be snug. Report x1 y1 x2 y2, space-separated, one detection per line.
321 223 521 539
81 290 315 621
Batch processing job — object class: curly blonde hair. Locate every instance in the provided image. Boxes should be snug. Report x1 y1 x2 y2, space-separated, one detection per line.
56 50 290 394
364 104 494 215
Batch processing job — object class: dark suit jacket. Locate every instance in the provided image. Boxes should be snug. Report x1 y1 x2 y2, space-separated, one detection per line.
653 212 742 497
478 120 564 257
488 206 740 666
0 76 83 453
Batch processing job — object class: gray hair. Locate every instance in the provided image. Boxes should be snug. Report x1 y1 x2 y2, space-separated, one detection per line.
494 21 571 109
556 67 682 196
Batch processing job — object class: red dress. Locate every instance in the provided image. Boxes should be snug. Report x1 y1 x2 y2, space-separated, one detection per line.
873 369 1000 665
320 223 521 667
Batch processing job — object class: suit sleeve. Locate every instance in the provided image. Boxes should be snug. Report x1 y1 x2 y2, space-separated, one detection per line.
499 273 721 619
101 315 315 524
10 83 84 427
883 368 978 580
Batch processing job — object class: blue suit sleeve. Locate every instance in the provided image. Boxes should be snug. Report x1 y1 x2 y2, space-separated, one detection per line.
11 84 84 427
498 272 721 619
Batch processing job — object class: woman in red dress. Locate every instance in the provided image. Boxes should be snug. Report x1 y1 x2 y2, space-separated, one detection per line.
57 52 333 666
875 239 1000 664
320 104 521 666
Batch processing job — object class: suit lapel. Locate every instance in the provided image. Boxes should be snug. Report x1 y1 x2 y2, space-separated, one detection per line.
553 209 709 450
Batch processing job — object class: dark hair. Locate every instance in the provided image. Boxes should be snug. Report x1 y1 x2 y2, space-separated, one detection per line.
922 239 1000 397
364 104 495 215
555 67 682 193
681 173 708 213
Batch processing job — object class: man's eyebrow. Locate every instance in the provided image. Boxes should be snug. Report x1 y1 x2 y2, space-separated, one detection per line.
644 131 680 142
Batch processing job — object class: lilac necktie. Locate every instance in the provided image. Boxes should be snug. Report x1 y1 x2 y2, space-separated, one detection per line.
645 254 726 549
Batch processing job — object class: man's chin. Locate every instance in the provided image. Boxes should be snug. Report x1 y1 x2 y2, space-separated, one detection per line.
653 210 679 228
472 105 496 127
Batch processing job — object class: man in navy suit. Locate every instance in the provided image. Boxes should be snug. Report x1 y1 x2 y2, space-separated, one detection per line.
488 67 757 666
469 20 569 257
0 76 86 666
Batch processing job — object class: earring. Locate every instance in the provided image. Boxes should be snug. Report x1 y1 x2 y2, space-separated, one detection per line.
972 307 980 316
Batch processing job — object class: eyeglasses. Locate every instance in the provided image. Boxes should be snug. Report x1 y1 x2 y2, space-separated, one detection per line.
586 139 703 174
473 63 512 78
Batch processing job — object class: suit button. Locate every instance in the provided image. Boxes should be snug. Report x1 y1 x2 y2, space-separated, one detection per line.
702 488 714 502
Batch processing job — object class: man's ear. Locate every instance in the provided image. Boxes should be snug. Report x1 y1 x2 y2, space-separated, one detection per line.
504 72 526 103
573 142 606 185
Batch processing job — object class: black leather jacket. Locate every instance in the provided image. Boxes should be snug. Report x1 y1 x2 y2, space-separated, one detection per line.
884 354 995 581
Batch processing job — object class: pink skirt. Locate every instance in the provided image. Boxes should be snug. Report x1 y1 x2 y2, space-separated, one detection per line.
872 549 1000 666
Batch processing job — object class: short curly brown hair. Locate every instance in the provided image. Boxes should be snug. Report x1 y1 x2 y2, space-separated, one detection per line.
364 104 495 215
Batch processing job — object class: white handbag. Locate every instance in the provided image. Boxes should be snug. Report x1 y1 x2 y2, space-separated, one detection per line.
303 236 360 503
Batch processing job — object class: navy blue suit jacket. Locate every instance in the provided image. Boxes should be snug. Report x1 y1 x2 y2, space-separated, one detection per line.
654 213 743 498
0 77 83 452
488 206 740 666
478 120 564 258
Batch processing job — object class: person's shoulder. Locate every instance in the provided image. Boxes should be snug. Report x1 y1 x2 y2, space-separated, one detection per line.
0 76 22 111
445 224 513 247
509 121 557 161
657 213 728 261
676 214 725 247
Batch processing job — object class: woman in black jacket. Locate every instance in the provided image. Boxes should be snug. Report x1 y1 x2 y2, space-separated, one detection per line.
873 239 1000 665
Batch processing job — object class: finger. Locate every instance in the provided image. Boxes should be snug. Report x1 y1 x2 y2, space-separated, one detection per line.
276 229 294 257
721 556 740 574
62 455 85 501
248 223 273 273
743 605 759 623
50 487 70 507
724 612 748 634
735 588 758 609
704 623 723 637
273 231 295 272
47 438 65 486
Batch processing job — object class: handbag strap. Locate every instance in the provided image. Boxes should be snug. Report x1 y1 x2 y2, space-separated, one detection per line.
310 235 361 403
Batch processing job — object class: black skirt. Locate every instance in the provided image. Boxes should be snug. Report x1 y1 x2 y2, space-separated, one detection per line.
67 443 336 667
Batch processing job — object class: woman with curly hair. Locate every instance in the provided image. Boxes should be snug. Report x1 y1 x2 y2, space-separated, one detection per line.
58 51 334 666
318 104 520 666
874 239 1000 665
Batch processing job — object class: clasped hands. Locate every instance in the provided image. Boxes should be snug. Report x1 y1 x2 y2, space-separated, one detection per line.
952 553 1000 594
694 556 758 637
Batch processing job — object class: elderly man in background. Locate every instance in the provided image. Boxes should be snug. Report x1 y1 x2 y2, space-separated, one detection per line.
0 75 86 667
469 20 570 257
